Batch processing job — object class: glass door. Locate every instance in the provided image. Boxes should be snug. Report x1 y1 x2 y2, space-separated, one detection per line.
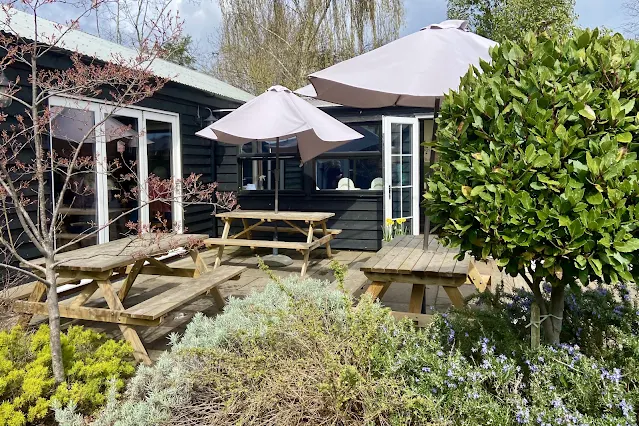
382 116 420 235
49 96 183 245
143 111 182 233
101 109 145 241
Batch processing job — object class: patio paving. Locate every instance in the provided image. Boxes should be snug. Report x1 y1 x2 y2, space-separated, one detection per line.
40 244 527 360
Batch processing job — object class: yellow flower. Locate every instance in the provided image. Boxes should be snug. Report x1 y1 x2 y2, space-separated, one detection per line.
385 218 394 226
396 218 406 224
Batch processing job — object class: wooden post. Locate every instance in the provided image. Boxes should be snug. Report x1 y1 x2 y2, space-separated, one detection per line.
98 280 152 365
214 218 232 268
531 302 541 350
321 221 332 258
300 222 314 277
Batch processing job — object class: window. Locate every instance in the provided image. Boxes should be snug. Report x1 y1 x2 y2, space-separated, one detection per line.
315 122 382 191
48 96 182 247
239 140 303 191
50 107 98 250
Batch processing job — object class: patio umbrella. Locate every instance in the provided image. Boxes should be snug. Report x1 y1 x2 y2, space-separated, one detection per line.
196 85 363 257
296 20 496 108
295 20 497 248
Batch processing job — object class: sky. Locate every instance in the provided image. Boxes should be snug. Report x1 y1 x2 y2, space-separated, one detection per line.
34 0 631 51
401 0 629 36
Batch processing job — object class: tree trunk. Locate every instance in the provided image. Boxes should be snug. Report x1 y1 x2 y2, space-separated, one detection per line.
45 263 65 383
524 271 566 345
547 283 566 346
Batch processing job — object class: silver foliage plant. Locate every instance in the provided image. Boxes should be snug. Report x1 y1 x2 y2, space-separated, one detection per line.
55 276 346 425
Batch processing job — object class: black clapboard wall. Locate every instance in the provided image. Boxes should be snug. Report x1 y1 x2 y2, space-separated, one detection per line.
0 50 244 262
213 105 432 252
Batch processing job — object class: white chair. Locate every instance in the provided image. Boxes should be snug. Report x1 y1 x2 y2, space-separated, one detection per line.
369 177 383 190
337 178 358 190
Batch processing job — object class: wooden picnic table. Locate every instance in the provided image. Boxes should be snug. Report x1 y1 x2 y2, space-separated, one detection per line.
204 210 341 276
11 234 245 364
360 235 490 326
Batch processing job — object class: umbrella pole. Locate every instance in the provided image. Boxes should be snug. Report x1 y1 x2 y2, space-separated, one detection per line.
423 98 440 250
274 137 280 255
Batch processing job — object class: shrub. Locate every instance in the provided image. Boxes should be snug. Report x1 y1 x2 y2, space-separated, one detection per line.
426 27 639 344
57 275 639 425
0 325 135 425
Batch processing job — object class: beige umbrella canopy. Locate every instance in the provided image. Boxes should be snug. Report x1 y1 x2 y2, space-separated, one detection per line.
196 85 362 163
296 20 496 108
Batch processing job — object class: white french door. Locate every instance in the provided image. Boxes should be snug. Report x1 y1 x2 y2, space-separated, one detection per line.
382 116 420 235
49 96 183 246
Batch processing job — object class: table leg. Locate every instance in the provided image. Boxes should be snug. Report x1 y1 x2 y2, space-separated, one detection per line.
214 218 232 269
118 259 145 301
241 219 253 240
189 248 209 275
443 286 465 308
365 281 390 301
98 280 152 365
71 282 99 307
409 284 425 313
17 281 47 326
300 222 315 277
321 221 333 258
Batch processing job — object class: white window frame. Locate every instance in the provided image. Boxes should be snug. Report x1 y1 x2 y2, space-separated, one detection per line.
48 96 183 243
382 116 420 235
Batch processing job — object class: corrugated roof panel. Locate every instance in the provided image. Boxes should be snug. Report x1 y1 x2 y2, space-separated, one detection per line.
1 10 255 103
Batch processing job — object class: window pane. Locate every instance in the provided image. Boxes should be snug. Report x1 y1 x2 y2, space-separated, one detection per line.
391 123 401 155
327 122 381 153
402 188 412 217
106 115 140 241
316 157 382 190
402 124 413 154
240 158 302 190
316 159 345 189
391 156 401 187
147 119 173 231
392 188 401 217
402 156 412 186
50 107 97 250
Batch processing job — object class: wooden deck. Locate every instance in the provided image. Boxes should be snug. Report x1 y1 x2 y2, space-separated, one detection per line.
10 240 528 360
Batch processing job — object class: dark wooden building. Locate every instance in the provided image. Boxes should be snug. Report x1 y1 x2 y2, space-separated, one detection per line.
1 10 253 261
212 98 435 251
4 10 437 260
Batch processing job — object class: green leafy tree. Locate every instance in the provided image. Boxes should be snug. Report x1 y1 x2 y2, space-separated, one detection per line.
447 0 577 43
425 29 639 344
161 35 196 69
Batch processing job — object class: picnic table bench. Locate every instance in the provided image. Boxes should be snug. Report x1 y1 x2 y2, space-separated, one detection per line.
8 234 245 364
361 235 491 326
204 210 340 276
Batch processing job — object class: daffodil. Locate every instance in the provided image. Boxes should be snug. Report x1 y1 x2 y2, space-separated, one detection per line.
397 218 406 224
385 218 394 226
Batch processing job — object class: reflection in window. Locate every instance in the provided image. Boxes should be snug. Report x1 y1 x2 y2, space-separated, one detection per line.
239 140 303 190
106 115 140 241
327 123 381 153
316 158 382 190
147 119 173 231
49 107 97 250
315 122 382 191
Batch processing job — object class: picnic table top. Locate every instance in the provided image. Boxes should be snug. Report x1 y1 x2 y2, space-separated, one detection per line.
26 233 208 273
361 235 470 278
216 210 334 222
